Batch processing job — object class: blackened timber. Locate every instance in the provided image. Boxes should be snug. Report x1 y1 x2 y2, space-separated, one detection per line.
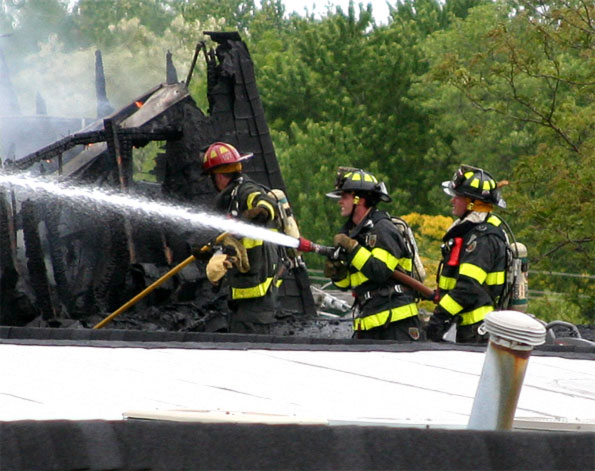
0 192 15 277
13 128 182 170
43 203 72 312
93 212 130 314
104 119 137 263
166 51 178 84
21 200 54 320
95 50 114 118
185 42 205 86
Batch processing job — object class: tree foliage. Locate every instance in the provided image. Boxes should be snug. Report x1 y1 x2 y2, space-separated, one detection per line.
418 0 594 318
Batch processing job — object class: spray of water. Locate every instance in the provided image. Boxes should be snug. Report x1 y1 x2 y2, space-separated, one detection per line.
0 173 300 249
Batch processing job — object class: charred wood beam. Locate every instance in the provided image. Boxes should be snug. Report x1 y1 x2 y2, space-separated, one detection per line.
21 200 55 320
12 127 182 170
104 119 137 263
13 131 107 170
166 51 178 84
0 192 17 322
185 42 205 87
95 50 114 119
42 203 72 313
0 190 17 272
93 213 130 314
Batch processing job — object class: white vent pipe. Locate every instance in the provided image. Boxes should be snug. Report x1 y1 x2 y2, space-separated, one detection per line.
468 310 546 430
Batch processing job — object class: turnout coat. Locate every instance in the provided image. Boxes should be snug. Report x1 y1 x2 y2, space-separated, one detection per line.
331 209 419 332
435 212 508 326
214 175 280 303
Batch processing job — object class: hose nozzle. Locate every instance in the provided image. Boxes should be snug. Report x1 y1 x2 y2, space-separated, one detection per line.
297 237 342 259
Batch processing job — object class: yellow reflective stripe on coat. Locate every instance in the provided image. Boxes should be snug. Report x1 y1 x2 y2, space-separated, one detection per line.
439 294 464 315
246 192 260 209
397 257 412 272
459 305 493 326
486 271 505 285
242 238 263 249
350 271 369 287
438 276 456 290
334 277 350 288
459 263 487 284
256 200 275 220
370 247 398 271
231 277 273 299
351 246 371 271
354 303 418 330
487 215 501 226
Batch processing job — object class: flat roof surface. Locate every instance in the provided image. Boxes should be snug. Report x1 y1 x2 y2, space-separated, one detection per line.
1 331 593 429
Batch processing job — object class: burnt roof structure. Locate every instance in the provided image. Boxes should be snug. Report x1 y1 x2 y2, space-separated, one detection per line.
0 32 316 331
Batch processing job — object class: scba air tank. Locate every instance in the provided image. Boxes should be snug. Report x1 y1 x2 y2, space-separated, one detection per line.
268 189 301 239
510 242 529 312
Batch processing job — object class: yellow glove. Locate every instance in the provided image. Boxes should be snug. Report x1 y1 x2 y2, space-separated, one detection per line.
221 234 250 273
206 253 234 284
333 233 359 253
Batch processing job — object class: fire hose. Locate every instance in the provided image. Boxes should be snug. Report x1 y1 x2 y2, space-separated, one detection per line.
296 237 435 301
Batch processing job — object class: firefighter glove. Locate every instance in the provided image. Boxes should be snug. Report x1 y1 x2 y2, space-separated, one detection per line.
324 259 348 282
426 311 455 342
242 206 271 224
206 253 234 285
221 234 250 273
333 233 359 253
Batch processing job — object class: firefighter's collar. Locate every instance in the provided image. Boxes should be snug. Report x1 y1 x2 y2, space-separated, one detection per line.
447 211 489 231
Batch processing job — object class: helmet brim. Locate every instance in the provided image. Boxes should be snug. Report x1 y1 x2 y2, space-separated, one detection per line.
441 180 457 197
325 190 341 199
238 152 254 162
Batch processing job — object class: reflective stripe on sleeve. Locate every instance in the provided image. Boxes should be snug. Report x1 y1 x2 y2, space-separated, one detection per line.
439 294 464 315
459 305 493 325
459 263 487 284
256 200 275 220
486 271 505 285
351 246 371 271
334 277 350 288
397 257 412 272
246 192 260 209
350 271 369 287
438 276 456 290
370 247 398 271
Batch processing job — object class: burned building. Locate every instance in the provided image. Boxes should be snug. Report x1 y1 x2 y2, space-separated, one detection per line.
0 32 317 332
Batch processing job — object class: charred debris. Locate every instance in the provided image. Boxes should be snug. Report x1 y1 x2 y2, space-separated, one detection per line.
0 32 322 334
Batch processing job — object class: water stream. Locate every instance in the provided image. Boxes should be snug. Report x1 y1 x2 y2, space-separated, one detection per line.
0 173 300 249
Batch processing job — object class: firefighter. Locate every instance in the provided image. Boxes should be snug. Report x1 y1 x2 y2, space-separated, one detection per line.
427 164 508 343
325 168 422 341
201 142 280 334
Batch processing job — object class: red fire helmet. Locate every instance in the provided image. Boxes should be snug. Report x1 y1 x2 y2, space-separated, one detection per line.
202 142 253 172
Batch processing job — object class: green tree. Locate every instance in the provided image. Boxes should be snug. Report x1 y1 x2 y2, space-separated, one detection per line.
71 0 174 47
171 0 256 32
418 0 594 319
0 0 74 61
